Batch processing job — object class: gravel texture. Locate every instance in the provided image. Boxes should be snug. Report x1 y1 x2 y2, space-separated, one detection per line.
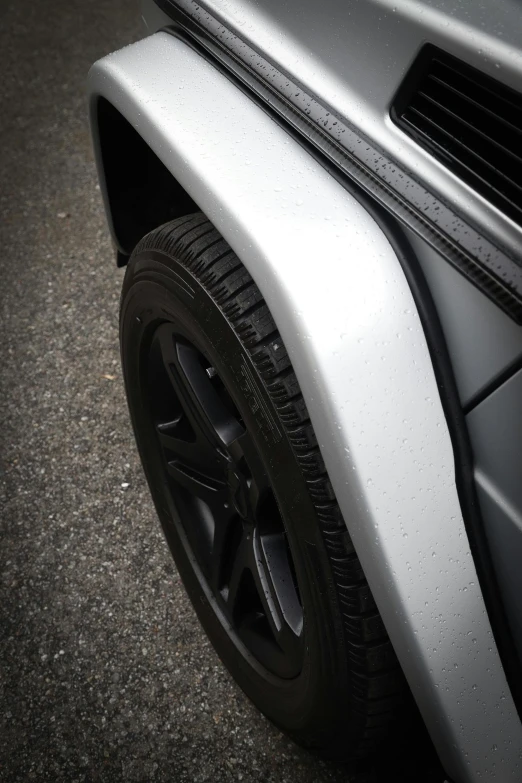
0 1 442 781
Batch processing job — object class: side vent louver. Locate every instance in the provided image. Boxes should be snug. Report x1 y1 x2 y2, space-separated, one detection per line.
393 47 522 227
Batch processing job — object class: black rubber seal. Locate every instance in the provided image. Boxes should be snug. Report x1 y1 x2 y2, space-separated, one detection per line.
151 10 522 721
154 0 522 324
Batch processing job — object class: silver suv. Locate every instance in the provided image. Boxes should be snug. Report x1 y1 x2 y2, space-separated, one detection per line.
88 2 522 781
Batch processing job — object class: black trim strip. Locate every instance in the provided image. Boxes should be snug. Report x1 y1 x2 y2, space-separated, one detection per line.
155 0 522 324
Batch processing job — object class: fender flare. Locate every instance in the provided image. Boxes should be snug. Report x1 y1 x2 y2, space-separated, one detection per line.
88 32 522 782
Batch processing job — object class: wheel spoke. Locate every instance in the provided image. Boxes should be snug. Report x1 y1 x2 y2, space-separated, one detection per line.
253 531 302 638
228 429 260 473
251 532 285 637
206 503 242 591
221 526 303 666
250 531 303 672
157 417 218 470
156 326 216 454
248 471 272 523
157 324 243 449
221 529 252 610
227 430 271 521
258 532 303 637
166 459 227 508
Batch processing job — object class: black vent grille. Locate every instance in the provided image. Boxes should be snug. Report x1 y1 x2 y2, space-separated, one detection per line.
394 47 522 227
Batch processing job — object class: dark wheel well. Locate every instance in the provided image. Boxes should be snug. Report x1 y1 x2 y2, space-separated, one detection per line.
95 97 198 264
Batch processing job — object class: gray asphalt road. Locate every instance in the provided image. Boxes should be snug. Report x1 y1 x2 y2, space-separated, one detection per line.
0 2 437 781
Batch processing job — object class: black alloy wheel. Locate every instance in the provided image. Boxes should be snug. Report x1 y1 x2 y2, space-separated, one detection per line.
145 323 303 678
119 213 407 760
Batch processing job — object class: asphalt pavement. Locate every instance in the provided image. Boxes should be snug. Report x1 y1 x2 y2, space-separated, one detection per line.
0 1 441 781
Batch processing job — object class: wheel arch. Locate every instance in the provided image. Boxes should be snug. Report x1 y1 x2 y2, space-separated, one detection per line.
91 96 198 265
88 32 522 782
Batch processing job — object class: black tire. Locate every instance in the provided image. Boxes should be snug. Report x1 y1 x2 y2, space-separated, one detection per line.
119 212 406 759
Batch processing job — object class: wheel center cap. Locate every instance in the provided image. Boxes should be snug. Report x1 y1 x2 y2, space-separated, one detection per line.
227 466 250 520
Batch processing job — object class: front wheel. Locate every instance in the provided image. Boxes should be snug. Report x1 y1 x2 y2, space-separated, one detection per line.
119 213 407 759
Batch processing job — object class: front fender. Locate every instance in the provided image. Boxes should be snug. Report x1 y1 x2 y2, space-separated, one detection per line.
88 32 522 782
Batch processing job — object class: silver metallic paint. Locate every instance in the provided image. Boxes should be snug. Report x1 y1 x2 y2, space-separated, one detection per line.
88 33 522 782
143 0 522 406
143 0 522 268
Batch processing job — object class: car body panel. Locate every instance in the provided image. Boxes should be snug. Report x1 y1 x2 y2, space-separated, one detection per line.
149 0 522 266
145 0 522 698
467 369 522 659
145 0 522 330
144 0 522 407
88 32 522 781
